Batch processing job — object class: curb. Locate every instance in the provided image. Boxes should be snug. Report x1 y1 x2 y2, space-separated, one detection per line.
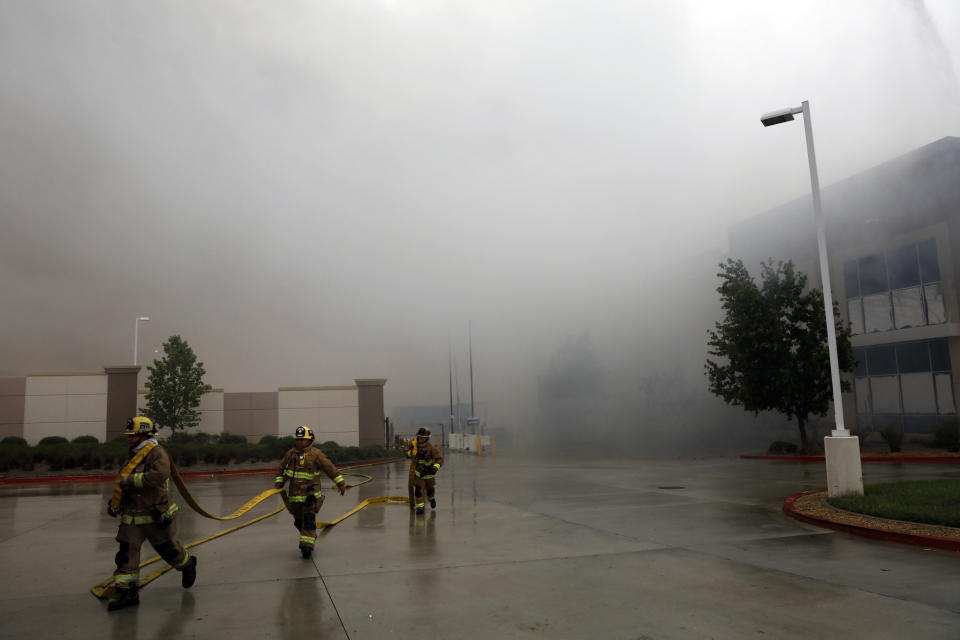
0 457 402 485
742 454 960 463
783 488 960 552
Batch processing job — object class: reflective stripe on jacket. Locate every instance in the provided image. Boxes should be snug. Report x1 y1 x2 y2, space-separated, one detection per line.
276 447 343 498
413 442 443 479
118 444 178 520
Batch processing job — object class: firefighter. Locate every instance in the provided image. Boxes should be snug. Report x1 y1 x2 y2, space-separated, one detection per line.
409 426 443 515
274 425 346 558
105 416 197 612
403 437 417 511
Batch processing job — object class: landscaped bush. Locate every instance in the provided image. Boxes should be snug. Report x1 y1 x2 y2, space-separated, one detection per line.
37 436 69 446
879 423 904 453
0 434 392 473
930 419 960 452
1 436 27 446
0 444 33 471
217 433 248 445
164 430 213 445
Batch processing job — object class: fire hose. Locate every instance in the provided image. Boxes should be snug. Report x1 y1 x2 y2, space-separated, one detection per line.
91 462 408 599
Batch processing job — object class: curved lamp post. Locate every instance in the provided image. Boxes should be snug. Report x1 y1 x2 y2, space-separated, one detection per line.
761 101 862 496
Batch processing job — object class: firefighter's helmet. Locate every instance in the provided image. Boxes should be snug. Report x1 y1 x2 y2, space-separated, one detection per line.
125 416 157 436
294 425 315 441
416 426 431 438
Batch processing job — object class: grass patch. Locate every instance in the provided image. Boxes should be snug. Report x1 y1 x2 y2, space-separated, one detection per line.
828 479 960 528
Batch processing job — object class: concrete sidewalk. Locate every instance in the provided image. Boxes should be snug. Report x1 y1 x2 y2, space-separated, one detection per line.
1 454 959 639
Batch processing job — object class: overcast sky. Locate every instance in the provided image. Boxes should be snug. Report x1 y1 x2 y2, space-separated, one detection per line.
2 1 958 426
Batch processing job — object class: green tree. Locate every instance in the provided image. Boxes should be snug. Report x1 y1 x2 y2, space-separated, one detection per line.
705 259 855 451
140 335 212 433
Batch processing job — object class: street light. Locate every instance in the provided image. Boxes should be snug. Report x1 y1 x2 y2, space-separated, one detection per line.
761 100 862 496
133 316 150 365
761 101 846 436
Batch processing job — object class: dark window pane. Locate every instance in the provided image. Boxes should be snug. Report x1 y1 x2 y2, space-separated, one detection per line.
853 347 867 376
859 254 888 295
930 338 951 371
896 342 930 373
887 245 920 289
866 344 897 375
844 260 859 298
918 238 940 282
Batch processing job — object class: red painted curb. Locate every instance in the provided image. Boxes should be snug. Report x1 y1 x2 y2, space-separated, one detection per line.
742 454 960 463
0 457 403 485
783 488 960 552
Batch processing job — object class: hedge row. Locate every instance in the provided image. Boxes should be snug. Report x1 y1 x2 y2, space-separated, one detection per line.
0 433 390 473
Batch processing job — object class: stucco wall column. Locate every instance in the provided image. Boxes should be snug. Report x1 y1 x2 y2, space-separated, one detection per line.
355 378 387 447
105 366 141 441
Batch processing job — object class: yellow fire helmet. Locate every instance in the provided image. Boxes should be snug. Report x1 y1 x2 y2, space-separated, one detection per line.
417 426 431 438
295 425 315 441
125 416 157 436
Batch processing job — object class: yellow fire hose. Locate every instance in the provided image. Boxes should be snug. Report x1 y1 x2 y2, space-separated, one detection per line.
91 464 409 599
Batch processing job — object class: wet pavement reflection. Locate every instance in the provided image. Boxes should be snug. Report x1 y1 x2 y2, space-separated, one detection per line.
2 455 959 638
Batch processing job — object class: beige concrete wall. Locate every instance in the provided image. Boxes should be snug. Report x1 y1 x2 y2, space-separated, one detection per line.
278 386 359 446
224 392 278 442
23 372 107 444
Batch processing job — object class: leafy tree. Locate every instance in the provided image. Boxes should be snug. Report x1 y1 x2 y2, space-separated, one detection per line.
140 335 212 432
705 259 854 450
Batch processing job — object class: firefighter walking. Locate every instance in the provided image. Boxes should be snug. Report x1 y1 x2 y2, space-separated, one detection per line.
105 417 197 612
274 425 345 558
406 426 443 515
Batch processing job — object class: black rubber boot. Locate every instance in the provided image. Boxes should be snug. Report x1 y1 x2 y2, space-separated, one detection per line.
180 555 197 589
430 498 437 509
300 547 313 559
415 507 424 515
108 586 139 612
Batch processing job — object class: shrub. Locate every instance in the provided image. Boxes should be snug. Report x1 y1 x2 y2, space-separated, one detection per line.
72 435 99 444
879 423 904 453
930 419 960 452
359 445 388 460
217 432 248 445
0 444 33 471
317 441 345 463
1 436 27 446
37 436 69 446
165 430 213 445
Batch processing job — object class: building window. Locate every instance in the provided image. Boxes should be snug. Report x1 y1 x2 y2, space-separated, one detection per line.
844 238 945 335
853 338 956 434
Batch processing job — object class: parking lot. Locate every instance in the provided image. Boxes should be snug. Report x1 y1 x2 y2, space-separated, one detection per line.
1 453 959 639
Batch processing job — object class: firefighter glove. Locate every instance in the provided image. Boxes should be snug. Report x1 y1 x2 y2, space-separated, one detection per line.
337 482 346 495
106 502 120 518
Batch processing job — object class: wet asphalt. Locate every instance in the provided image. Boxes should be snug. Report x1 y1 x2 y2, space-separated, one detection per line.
1 453 959 639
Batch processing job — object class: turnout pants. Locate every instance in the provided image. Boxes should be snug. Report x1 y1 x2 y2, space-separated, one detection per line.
286 497 324 549
408 463 417 510
113 519 189 590
413 475 436 510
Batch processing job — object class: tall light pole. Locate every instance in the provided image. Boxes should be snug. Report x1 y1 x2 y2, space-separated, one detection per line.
133 316 150 365
761 100 862 496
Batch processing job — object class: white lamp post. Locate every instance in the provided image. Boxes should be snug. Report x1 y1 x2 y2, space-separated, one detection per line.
133 316 150 365
761 101 863 496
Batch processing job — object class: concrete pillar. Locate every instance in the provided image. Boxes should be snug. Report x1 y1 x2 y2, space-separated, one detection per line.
825 436 864 497
0 377 26 441
355 378 387 447
105 366 141 442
